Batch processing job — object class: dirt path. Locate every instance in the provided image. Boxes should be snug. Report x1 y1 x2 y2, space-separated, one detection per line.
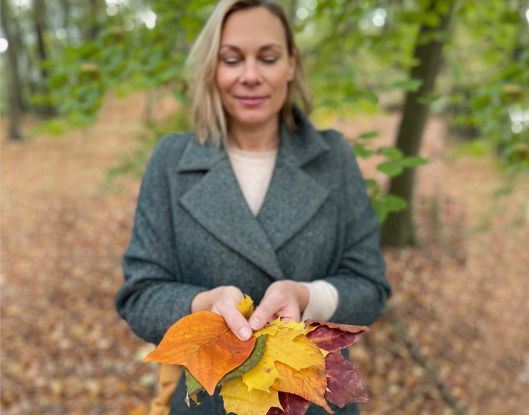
1 92 528 414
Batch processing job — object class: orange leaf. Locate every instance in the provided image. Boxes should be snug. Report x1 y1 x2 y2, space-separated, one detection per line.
144 311 256 395
273 362 332 413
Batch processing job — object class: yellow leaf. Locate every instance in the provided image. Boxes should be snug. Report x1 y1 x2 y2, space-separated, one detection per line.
237 295 254 319
274 362 332 413
242 328 325 392
220 376 281 415
255 318 308 338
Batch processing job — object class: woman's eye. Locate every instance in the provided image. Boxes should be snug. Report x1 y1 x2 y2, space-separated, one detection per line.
222 57 240 65
261 56 278 64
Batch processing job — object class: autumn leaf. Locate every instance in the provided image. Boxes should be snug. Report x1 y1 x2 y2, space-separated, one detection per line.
184 335 267 397
237 295 254 318
273 361 331 413
185 368 203 396
306 321 367 352
266 392 311 415
220 376 282 415
144 311 256 395
242 327 325 392
256 318 308 338
325 351 368 407
220 335 267 385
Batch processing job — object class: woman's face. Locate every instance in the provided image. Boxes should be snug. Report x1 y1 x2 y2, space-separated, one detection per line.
216 7 295 133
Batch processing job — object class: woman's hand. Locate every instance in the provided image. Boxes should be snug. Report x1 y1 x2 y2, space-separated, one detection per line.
191 286 253 341
249 281 309 331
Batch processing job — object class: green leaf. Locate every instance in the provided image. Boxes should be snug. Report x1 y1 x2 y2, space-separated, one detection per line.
423 11 441 28
357 130 379 140
377 161 403 177
392 79 423 92
384 195 408 211
417 94 442 105
378 147 402 159
185 368 203 396
400 156 428 168
364 179 379 190
353 143 374 158
219 335 266 385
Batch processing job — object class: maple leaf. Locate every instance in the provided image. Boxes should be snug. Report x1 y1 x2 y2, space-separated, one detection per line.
306 321 367 352
242 327 325 392
266 392 311 415
220 376 281 415
324 351 368 407
144 311 256 395
273 361 332 413
256 318 308 338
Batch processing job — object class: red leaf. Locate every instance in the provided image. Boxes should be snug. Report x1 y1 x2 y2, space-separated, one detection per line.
324 352 368 407
306 321 367 352
266 392 311 415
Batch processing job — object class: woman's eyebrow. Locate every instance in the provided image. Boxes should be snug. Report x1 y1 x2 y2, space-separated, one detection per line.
219 43 284 52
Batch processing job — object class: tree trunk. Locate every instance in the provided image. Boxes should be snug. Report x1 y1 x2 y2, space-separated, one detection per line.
87 0 102 40
33 0 49 82
288 0 298 25
32 0 56 116
1 0 24 140
381 0 456 247
11 8 29 112
511 1 529 61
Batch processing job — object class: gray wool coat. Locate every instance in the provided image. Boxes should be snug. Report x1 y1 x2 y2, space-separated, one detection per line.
115 110 391 414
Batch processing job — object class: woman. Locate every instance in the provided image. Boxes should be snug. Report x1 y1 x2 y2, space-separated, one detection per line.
115 0 391 414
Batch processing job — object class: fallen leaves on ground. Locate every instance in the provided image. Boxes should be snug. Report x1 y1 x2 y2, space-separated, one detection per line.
2 94 528 414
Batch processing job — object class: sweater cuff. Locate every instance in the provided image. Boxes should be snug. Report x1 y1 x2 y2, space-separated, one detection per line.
300 280 339 321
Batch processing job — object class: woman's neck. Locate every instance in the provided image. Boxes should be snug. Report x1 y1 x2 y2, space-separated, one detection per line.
228 120 280 152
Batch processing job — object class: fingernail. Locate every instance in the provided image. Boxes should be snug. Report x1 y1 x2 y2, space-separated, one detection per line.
249 317 260 330
238 327 251 340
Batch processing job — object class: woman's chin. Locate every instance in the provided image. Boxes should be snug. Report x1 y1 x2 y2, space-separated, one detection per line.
229 111 279 129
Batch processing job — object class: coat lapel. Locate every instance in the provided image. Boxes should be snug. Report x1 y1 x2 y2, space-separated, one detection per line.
178 140 285 278
177 110 331 278
257 118 331 251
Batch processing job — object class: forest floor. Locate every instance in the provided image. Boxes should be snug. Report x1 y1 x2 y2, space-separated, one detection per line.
1 91 528 415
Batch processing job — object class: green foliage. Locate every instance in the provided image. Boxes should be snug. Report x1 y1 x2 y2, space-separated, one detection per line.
447 0 529 175
352 131 427 223
6 0 527 218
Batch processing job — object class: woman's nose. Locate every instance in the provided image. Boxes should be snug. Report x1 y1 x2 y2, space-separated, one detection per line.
240 59 261 85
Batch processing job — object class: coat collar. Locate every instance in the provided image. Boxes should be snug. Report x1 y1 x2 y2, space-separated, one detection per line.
177 110 331 278
177 108 330 172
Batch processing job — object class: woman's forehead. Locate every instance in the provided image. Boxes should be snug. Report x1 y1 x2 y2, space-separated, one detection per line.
220 7 288 49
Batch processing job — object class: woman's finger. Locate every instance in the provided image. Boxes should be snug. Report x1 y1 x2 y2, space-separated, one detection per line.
210 286 252 341
249 294 281 330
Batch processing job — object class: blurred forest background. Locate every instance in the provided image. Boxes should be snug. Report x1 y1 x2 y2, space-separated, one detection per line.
1 0 529 414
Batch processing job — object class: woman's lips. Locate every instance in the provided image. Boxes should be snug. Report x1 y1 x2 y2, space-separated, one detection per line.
236 96 268 107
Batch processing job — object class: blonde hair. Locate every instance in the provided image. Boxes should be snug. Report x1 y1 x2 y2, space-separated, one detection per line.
186 0 312 145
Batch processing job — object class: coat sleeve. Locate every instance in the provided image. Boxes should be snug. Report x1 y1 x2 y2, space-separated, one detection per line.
324 131 392 325
115 135 207 344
